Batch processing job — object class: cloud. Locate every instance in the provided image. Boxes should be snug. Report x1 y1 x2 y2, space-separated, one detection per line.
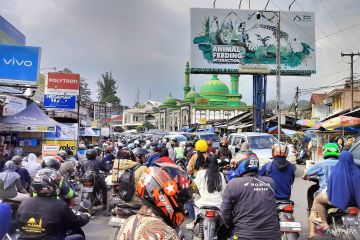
0 0 359 106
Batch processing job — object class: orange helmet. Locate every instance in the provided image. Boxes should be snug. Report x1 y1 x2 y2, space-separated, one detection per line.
220 139 229 147
136 163 191 228
272 143 288 158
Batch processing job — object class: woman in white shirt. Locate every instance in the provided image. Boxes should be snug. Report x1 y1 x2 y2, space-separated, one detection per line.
193 154 227 209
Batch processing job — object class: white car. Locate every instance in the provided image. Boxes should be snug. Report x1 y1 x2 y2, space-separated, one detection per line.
228 132 278 166
163 134 188 145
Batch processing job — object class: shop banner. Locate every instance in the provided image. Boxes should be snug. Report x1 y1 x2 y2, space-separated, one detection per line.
191 8 316 76
44 94 76 110
44 140 77 154
0 44 41 84
3 95 27 116
42 144 59 158
46 72 80 95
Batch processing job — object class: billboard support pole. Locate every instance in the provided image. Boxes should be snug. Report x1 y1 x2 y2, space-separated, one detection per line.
276 11 281 141
77 83 81 147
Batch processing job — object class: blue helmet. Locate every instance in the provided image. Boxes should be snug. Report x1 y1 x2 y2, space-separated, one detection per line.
231 151 259 178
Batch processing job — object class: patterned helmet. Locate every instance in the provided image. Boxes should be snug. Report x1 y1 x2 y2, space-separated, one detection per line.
32 169 60 197
136 163 191 228
272 143 289 158
231 151 259 178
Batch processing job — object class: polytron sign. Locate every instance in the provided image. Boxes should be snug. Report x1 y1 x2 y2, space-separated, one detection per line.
46 72 80 95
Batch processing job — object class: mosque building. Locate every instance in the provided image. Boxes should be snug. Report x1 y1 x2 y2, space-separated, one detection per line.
155 62 250 131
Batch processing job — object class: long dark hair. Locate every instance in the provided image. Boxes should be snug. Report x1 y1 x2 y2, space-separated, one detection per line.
204 155 223 193
194 152 206 171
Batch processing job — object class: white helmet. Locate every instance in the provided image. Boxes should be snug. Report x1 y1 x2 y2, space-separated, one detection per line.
134 140 140 145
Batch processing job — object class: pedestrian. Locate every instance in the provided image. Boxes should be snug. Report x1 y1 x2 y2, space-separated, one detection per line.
24 153 41 178
342 136 354 151
336 137 344 152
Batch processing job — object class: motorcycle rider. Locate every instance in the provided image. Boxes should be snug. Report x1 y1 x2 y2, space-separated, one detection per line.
0 161 29 202
76 144 87 161
259 143 296 200
103 146 115 165
220 151 281 240
0 203 11 239
81 149 108 211
12 155 32 191
303 143 340 238
116 164 191 240
145 145 160 167
41 157 75 200
58 151 76 180
17 169 90 240
187 140 208 177
206 140 216 155
217 139 232 161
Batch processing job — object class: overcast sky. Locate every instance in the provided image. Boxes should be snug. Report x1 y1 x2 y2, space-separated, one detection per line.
1 0 360 106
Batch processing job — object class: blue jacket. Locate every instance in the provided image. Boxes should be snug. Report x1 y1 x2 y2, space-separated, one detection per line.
259 157 296 200
0 203 11 239
305 158 338 193
146 153 160 167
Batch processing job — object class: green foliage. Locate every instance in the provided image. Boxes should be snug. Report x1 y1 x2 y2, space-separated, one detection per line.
136 125 145 133
142 121 155 131
97 72 121 105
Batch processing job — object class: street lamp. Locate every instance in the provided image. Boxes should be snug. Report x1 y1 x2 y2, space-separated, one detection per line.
256 10 281 140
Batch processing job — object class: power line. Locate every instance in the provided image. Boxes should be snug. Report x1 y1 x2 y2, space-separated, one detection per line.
316 23 360 41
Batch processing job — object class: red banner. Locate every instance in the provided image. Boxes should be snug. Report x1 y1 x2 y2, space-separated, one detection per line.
47 72 80 95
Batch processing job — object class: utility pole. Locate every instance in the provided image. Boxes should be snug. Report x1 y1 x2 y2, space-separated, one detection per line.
276 11 281 141
341 52 360 111
294 86 299 121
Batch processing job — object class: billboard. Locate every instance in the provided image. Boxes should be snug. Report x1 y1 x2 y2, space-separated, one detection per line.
0 44 41 84
190 8 316 76
0 15 25 45
3 95 27 116
44 94 76 110
46 72 80 95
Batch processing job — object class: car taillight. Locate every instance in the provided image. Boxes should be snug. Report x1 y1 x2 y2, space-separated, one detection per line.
83 181 93 187
282 204 294 212
347 207 359 215
205 210 216 218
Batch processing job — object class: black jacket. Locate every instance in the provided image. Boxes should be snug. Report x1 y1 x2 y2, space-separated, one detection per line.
17 196 89 240
81 158 108 176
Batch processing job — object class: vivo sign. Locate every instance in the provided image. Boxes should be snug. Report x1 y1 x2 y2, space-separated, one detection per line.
0 44 41 85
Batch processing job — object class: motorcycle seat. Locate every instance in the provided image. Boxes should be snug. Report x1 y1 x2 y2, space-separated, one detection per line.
276 200 294 206
200 206 220 211
117 202 142 210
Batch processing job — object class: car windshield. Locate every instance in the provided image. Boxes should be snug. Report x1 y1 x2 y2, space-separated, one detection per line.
248 135 277 149
199 134 220 142
174 135 187 142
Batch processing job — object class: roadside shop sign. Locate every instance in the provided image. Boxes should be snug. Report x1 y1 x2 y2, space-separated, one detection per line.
0 44 41 85
44 94 76 110
46 72 80 95
42 144 59 158
190 8 316 76
44 140 77 154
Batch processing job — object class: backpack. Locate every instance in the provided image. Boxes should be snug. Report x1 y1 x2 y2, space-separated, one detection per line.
118 164 142 201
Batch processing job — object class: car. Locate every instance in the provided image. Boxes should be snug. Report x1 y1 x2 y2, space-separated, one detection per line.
348 140 360 165
189 132 220 148
227 132 279 166
163 134 188 145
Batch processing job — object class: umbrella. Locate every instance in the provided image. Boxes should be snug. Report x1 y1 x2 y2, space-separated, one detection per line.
132 147 149 156
321 116 360 129
296 119 315 127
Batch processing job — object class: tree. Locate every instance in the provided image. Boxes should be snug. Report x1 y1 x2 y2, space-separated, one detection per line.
97 72 121 105
142 121 156 131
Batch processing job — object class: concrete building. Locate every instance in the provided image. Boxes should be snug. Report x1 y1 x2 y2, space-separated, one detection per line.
122 100 161 130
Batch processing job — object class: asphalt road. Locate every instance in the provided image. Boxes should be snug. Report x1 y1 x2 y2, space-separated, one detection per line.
83 165 330 240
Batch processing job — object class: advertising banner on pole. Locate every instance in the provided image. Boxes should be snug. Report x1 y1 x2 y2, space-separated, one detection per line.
43 95 76 110
0 15 26 45
0 44 41 84
190 8 316 76
46 72 80 95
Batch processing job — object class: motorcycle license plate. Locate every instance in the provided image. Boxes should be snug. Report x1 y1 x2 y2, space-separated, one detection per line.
108 216 125 227
82 187 93 193
280 222 302 232
342 216 360 226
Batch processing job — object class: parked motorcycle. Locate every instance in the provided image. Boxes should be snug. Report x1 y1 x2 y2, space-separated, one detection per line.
276 200 301 240
192 206 223 240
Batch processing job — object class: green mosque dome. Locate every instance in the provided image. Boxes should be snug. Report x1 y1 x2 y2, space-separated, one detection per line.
163 93 177 106
200 75 229 105
185 86 201 103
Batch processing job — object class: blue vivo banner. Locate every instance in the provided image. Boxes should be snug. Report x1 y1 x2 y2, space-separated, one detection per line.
44 95 76 109
0 44 41 84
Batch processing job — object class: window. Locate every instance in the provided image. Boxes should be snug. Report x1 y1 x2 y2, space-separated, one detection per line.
228 135 234 145
233 137 242 146
248 135 277 149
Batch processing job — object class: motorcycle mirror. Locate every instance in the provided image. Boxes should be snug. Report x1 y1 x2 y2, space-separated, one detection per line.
80 200 92 210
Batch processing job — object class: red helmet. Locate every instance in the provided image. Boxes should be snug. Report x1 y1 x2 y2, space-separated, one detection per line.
220 139 229 147
136 163 191 228
272 143 288 158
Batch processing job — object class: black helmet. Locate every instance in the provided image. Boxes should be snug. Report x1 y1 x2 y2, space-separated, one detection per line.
57 151 68 162
42 157 61 170
86 149 98 160
32 169 59 197
65 149 74 156
11 155 22 165
87 144 94 149
94 146 102 156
